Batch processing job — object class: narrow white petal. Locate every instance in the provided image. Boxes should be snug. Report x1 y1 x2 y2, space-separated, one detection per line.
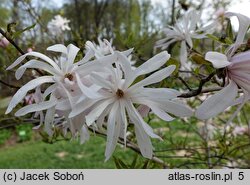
90 72 114 90
85 98 115 126
8 52 60 71
205 51 231 68
180 41 188 66
225 12 250 46
15 60 61 80
6 76 55 114
69 99 99 118
47 44 67 54
129 65 175 90
15 99 57 116
67 44 80 65
135 125 153 159
135 51 170 76
75 73 101 99
125 101 161 139
105 102 120 161
80 125 90 144
195 81 238 120
44 107 56 136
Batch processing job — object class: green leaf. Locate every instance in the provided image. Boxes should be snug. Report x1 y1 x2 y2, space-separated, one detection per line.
226 19 234 42
190 53 210 65
130 154 138 168
13 23 36 39
113 157 129 169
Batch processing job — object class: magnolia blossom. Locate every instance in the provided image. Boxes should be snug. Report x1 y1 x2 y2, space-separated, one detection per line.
156 9 215 69
6 39 193 160
196 13 250 121
69 51 193 160
47 15 71 36
86 37 136 67
5 43 99 139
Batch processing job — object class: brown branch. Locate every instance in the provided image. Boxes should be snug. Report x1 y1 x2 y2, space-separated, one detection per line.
178 71 217 98
0 79 20 89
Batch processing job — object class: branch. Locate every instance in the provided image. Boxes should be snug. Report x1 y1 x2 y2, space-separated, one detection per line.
178 71 217 98
88 127 168 168
0 79 20 89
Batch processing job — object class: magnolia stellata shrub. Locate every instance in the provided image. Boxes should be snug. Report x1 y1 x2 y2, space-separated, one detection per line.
4 10 250 161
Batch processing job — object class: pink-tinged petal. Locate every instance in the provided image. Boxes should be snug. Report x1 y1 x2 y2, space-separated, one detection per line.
195 81 238 120
47 44 67 54
105 102 120 161
134 125 153 159
230 50 250 64
205 51 231 68
225 12 250 47
6 76 55 114
135 51 170 76
129 65 175 90
15 99 57 116
85 98 115 126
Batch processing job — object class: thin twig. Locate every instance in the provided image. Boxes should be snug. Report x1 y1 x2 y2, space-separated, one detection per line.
178 71 217 98
0 79 20 89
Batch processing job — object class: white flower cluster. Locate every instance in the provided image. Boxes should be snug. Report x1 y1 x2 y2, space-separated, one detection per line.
5 39 193 160
47 15 71 36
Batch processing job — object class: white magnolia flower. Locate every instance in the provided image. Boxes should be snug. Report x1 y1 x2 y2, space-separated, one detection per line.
86 37 136 67
195 13 250 121
5 44 100 140
69 51 193 160
156 9 215 69
47 15 71 36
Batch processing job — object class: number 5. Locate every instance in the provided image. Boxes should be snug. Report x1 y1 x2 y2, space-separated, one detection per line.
238 172 244 180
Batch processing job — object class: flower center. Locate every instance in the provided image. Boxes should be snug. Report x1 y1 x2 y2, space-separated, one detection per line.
64 73 74 81
116 89 124 98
